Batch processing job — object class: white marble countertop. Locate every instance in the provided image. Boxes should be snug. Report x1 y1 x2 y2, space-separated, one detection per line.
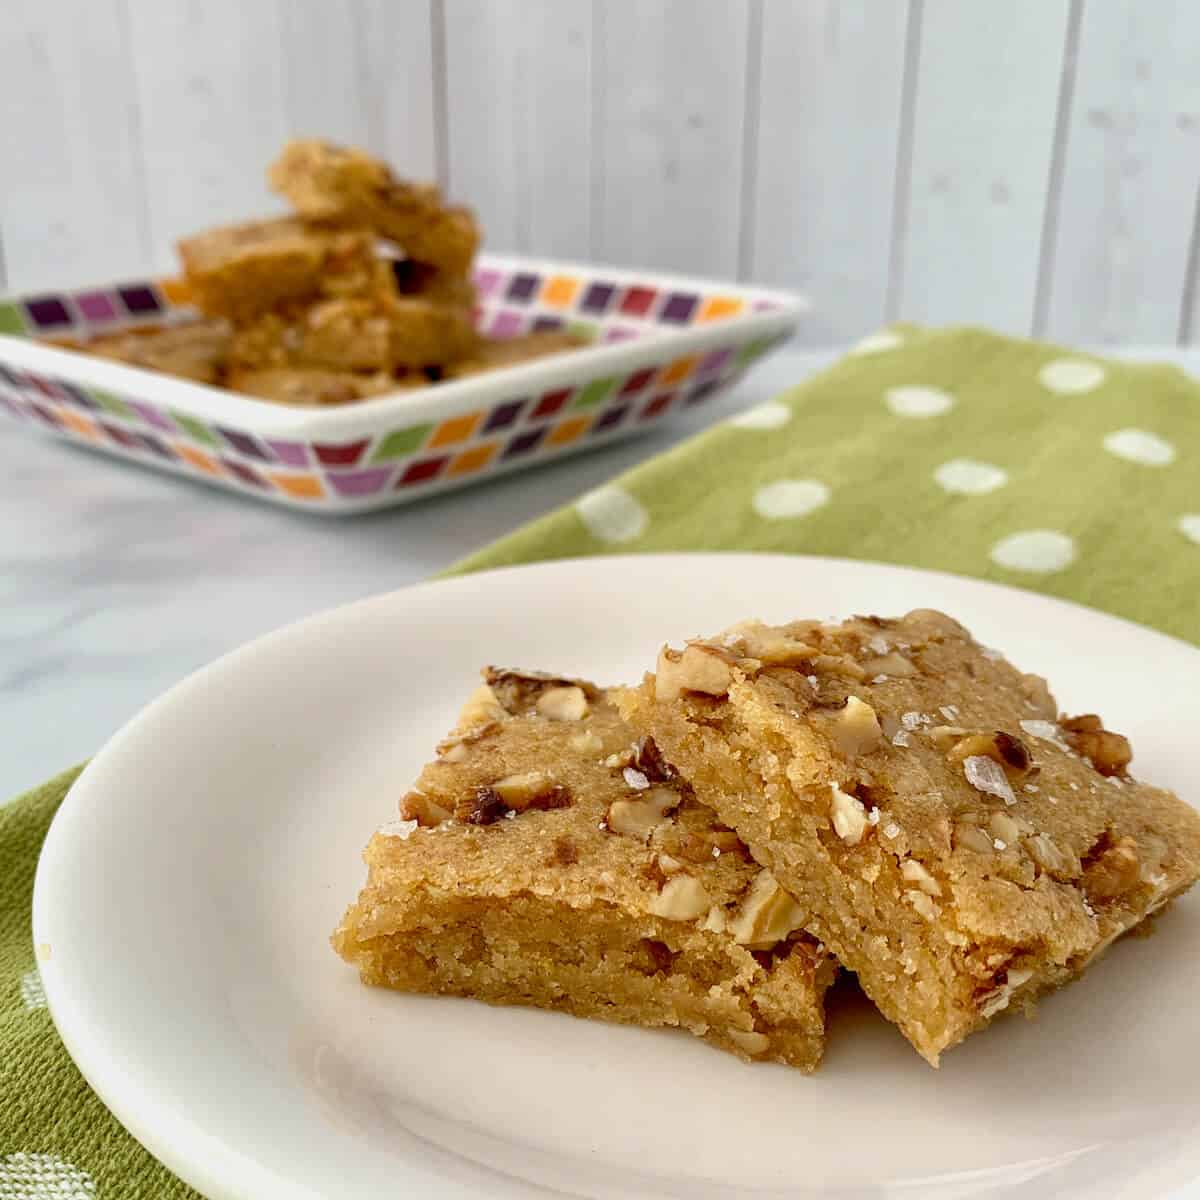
6 343 1199 801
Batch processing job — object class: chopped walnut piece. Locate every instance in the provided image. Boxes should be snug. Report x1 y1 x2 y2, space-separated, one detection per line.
927 724 968 749
489 771 570 812
718 620 817 666
829 782 870 846
987 812 1021 845
861 651 916 677
900 859 941 896
1025 832 1072 876
954 822 995 854
728 870 808 947
726 1028 770 1055
1061 715 1132 777
485 667 594 714
536 685 590 721
631 736 677 783
1084 836 1141 900
455 682 507 728
947 731 1032 777
568 729 604 755
648 875 712 920
978 966 1034 1018
905 890 938 920
654 643 735 701
606 786 680 841
657 853 685 875
832 695 883 757
399 790 453 826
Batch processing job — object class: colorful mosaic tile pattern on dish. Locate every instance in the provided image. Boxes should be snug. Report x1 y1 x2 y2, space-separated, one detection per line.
0 337 783 506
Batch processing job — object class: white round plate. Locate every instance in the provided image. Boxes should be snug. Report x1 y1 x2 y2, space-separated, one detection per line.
33 554 1200 1200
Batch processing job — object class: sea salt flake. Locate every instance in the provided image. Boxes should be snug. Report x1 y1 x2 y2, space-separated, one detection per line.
993 838 1007 850
963 755 1016 805
1069 781 1080 791
623 767 650 791
1023 783 1039 793
867 808 881 826
883 822 901 839
939 705 960 720
378 818 419 840
868 634 890 655
901 711 924 731
892 730 912 748
807 675 819 688
1019 719 1069 750
712 846 721 858
980 646 1003 661
872 674 888 684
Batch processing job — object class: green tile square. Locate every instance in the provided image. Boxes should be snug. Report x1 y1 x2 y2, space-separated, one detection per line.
566 321 598 341
0 303 26 336
736 337 771 366
573 376 618 410
371 423 434 462
171 411 218 447
92 389 133 418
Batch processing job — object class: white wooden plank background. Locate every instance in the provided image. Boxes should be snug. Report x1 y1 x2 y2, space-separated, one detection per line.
4 0 1200 346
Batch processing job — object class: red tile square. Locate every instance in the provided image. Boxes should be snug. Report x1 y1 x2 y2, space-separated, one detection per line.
619 286 657 317
531 389 572 420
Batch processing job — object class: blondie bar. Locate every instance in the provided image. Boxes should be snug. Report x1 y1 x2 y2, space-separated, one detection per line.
620 610 1200 1065
81 318 231 384
177 216 381 320
269 139 479 275
444 330 589 378
332 669 835 1069
226 366 410 407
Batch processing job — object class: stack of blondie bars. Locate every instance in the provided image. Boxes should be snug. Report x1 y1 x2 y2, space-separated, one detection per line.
333 610 1200 1071
60 140 583 405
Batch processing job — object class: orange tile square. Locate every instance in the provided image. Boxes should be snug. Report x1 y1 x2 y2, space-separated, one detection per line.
698 295 744 322
540 275 580 309
159 276 193 306
175 442 222 476
448 442 497 477
547 415 592 446
58 409 100 440
658 355 699 386
269 472 325 499
429 411 482 448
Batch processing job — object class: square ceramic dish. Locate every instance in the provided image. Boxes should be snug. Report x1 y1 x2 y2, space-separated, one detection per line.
0 254 804 514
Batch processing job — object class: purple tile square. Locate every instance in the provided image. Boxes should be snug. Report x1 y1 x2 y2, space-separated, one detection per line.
100 421 140 448
503 427 547 458
75 291 119 322
531 315 565 332
488 309 525 338
591 403 631 434
130 401 177 433
30 402 62 428
136 433 176 460
328 466 394 497
217 427 271 461
266 439 310 468
221 459 268 488
472 267 504 298
483 399 525 432
24 296 72 329
579 282 615 314
698 347 733 376
753 298 781 312
118 285 161 316
660 292 698 323
506 272 540 302
0 365 26 389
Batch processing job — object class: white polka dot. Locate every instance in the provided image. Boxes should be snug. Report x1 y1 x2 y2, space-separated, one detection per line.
20 969 46 1011
730 401 791 430
1038 359 1106 395
933 458 1008 496
753 479 830 520
851 330 904 355
1103 428 1176 466
1177 515 1200 545
0 1153 95 1199
576 486 648 543
990 530 1077 574
884 386 954 418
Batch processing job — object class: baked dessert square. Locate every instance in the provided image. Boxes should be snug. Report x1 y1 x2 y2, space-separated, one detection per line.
269 139 480 276
177 216 381 320
80 318 232 384
332 668 835 1070
226 366 412 406
444 330 589 378
619 610 1200 1065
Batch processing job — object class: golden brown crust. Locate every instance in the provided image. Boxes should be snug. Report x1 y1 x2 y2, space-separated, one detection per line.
444 330 589 378
332 670 835 1070
80 319 232 384
226 366 414 407
620 610 1200 1066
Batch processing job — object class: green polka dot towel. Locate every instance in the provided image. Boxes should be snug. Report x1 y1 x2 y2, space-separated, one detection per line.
3 325 1198 1195
454 324 1200 646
